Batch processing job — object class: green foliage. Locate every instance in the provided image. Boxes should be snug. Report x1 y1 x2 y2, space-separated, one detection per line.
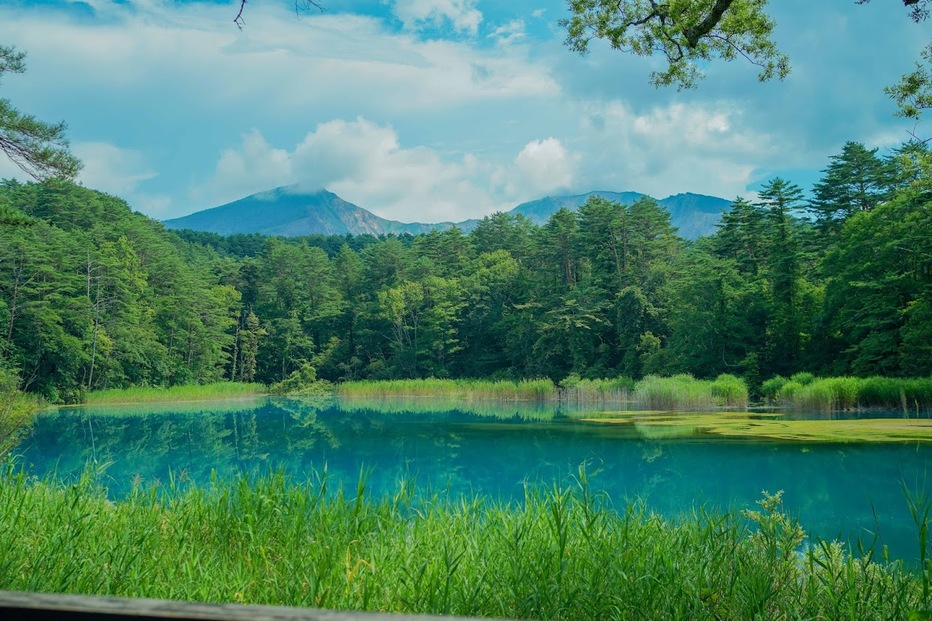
886 41 932 121
269 363 331 396
0 468 925 619
561 0 789 89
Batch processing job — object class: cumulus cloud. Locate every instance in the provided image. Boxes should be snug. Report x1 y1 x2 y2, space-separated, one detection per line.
199 118 510 221
199 120 585 222
73 142 159 196
391 0 483 36
572 100 782 200
494 137 577 198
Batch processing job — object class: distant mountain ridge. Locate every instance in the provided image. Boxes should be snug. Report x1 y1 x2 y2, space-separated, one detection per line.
163 186 733 240
163 186 452 237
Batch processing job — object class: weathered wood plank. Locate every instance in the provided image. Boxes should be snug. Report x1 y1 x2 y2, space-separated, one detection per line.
0 591 496 621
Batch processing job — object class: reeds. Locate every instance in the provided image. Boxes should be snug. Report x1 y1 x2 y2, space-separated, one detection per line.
0 391 38 458
0 465 925 619
776 376 932 412
336 395 558 421
634 374 749 411
560 375 634 405
339 375 748 411
338 378 557 402
86 382 266 405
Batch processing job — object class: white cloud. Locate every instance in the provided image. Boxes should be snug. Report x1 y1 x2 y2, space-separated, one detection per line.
199 121 584 222
198 118 512 221
488 20 526 45
73 142 158 196
209 131 293 200
391 0 483 36
573 100 782 200
496 137 577 197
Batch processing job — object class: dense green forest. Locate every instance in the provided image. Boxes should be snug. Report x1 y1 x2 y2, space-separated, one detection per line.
0 140 929 403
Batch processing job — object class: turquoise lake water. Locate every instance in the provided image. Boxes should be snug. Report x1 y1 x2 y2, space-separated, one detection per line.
13 396 932 563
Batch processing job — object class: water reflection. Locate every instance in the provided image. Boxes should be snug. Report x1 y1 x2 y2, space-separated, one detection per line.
13 396 932 562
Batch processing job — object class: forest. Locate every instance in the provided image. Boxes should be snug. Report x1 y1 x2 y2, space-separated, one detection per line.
0 139 929 403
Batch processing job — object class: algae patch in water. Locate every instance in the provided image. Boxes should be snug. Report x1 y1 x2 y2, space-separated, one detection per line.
581 411 932 443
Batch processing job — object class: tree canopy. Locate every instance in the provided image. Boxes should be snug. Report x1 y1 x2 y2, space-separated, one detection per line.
561 0 788 89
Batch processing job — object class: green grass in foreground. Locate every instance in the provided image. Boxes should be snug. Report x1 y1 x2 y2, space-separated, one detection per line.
0 466 928 619
86 382 266 405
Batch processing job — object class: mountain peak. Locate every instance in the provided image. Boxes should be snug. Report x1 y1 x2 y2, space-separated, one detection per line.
164 187 731 240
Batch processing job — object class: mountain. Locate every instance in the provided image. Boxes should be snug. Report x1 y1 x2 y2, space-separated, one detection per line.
164 186 733 240
509 191 732 239
163 186 454 237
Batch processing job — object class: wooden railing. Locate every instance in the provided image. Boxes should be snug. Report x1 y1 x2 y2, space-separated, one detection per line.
0 591 492 621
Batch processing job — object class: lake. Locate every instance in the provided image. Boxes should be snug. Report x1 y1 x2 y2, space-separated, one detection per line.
13 396 932 563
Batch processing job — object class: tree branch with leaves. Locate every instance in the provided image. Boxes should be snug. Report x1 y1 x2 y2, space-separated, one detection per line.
0 46 81 181
560 0 789 89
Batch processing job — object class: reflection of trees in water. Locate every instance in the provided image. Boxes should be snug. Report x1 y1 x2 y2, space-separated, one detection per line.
22 400 932 563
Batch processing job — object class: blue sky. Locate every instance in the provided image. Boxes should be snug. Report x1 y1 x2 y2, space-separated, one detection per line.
0 0 928 222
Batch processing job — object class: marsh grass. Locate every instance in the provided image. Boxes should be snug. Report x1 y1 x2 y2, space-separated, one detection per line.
635 374 749 411
777 376 932 412
338 378 557 402
0 391 38 459
0 464 926 619
87 383 266 405
340 375 749 412
560 375 635 405
336 395 558 421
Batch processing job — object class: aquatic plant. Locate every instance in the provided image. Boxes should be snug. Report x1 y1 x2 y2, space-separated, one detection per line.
760 375 788 403
634 374 748 411
559 375 635 405
86 382 266 405
776 376 932 412
338 378 558 402
0 466 926 619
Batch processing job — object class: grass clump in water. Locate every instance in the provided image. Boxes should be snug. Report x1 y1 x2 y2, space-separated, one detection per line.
338 378 557 401
634 374 748 411
0 466 927 619
775 376 932 412
560 374 634 405
87 382 266 405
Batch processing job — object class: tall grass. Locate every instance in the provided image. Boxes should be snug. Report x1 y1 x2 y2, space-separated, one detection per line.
560 375 635 405
0 465 925 619
634 374 749 411
336 395 558 421
338 378 557 402
87 382 266 405
0 391 38 459
776 376 932 412
339 376 751 411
